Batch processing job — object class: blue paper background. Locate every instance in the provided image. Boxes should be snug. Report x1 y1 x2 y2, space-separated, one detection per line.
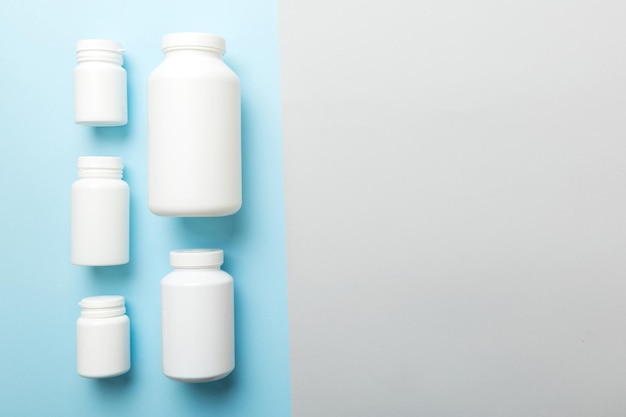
0 1 291 415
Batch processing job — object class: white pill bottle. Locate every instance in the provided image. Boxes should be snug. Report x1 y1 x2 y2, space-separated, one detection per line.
71 156 129 266
148 33 241 217
74 39 127 126
161 249 235 382
77 295 130 378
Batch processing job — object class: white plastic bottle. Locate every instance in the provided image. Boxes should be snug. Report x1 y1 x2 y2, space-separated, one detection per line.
77 295 130 378
71 156 129 266
161 249 235 382
74 39 127 126
148 32 241 217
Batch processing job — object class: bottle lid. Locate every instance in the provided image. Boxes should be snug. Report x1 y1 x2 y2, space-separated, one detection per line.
76 39 124 54
170 249 224 267
162 32 225 55
78 156 123 170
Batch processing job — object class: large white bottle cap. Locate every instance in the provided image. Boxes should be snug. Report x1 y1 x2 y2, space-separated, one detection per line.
170 249 224 267
162 32 225 54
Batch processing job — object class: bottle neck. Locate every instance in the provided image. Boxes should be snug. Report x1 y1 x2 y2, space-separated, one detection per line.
81 305 126 319
77 50 123 66
164 47 223 60
78 167 123 179
173 265 222 271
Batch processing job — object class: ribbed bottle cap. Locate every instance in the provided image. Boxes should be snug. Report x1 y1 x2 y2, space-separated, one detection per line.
162 32 225 54
170 249 224 267
79 295 125 309
78 156 123 170
76 39 124 53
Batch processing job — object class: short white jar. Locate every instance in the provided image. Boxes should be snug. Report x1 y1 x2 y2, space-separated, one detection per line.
77 295 130 378
71 156 129 266
74 39 127 126
161 249 235 382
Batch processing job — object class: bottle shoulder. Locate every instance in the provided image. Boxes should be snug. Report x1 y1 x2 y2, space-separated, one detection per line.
161 269 233 286
72 178 129 190
149 56 238 83
77 315 129 326
75 61 126 70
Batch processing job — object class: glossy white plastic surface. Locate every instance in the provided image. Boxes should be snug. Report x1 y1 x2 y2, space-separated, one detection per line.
74 39 127 126
161 249 235 382
77 295 130 378
148 32 241 217
71 157 129 266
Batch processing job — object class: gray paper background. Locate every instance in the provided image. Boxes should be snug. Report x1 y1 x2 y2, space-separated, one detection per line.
280 1 626 415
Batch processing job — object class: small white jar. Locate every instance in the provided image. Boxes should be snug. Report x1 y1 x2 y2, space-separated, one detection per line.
71 156 129 266
161 249 235 382
74 39 127 126
77 295 130 378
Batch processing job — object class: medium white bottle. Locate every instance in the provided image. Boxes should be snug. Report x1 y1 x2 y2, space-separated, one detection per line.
77 295 130 378
148 32 241 217
161 249 235 382
71 156 129 266
74 39 127 126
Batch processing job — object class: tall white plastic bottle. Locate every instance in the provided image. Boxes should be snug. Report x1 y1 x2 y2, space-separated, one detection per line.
161 249 235 382
74 40 127 126
148 32 241 217
71 156 129 266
